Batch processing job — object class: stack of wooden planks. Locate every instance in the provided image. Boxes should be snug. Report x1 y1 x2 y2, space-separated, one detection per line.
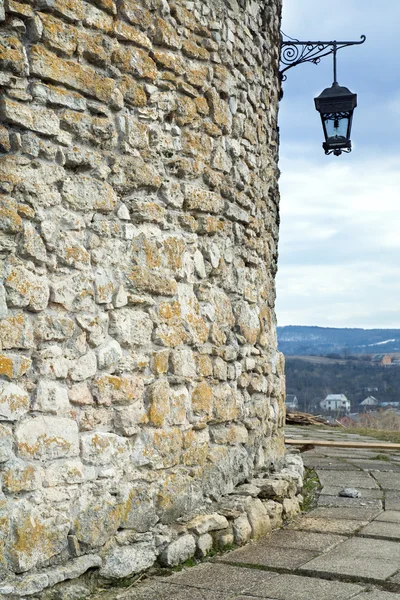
286 411 335 427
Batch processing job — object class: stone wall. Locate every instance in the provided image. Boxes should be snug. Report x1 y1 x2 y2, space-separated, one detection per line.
0 0 287 594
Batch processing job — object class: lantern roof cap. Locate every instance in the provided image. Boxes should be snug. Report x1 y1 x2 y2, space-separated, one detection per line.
316 81 356 99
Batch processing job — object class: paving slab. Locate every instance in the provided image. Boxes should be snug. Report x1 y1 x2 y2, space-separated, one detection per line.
220 545 319 569
258 530 345 552
383 492 400 511
300 537 400 580
158 563 278 595
118 582 226 600
375 511 400 523
321 486 383 498
352 592 400 600
385 490 400 510
288 516 368 535
303 458 360 471
305 506 383 521
358 521 400 540
346 461 400 472
316 469 379 489
317 495 383 510
234 573 366 600
373 473 400 490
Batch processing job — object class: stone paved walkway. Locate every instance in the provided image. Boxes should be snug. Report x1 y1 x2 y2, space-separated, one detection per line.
105 426 400 599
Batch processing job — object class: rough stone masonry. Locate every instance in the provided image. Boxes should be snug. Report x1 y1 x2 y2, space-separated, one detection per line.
0 0 303 596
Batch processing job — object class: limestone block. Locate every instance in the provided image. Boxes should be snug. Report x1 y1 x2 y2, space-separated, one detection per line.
83 1 113 31
40 12 78 56
30 45 115 102
56 233 91 270
92 373 144 406
20 222 47 263
0 354 32 379
0 312 34 350
0 97 59 136
34 314 75 342
0 424 13 462
114 402 147 436
35 345 70 379
120 482 158 532
45 555 102 588
250 478 282 500
111 155 162 193
73 489 124 547
33 380 70 414
182 427 209 466
113 44 157 79
132 428 183 469
96 340 122 372
148 379 170 427
68 382 94 406
36 0 84 21
171 347 196 378
114 20 151 47
100 543 156 579
8 500 70 572
16 416 79 460
0 381 29 421
263 499 283 529
213 383 239 422
245 498 271 540
187 513 229 535
70 350 97 381
210 423 248 445
282 496 301 520
31 82 86 111
233 514 252 545
0 283 7 319
62 175 117 213
213 529 234 550
127 266 176 296
183 185 224 214
5 264 49 311
80 432 129 465
153 16 181 49
159 534 196 567
234 300 260 345
0 573 49 597
196 533 213 558
2 459 42 493
0 196 23 233
170 386 188 425
43 458 92 487
109 308 153 348
76 313 108 347
0 34 27 75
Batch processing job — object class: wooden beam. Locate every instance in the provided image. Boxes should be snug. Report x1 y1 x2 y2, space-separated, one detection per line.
285 438 400 450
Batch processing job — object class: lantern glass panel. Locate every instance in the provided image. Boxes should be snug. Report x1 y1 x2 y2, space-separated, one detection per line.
324 113 349 142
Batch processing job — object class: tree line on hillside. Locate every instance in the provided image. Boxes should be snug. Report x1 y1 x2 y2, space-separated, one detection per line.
285 358 400 413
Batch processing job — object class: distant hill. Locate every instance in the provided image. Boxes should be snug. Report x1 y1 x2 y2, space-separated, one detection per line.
277 326 400 356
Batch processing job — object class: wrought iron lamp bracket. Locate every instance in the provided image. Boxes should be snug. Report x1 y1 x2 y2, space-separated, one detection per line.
280 35 366 81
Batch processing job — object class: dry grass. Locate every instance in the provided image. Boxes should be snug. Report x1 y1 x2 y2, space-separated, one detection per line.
345 409 400 444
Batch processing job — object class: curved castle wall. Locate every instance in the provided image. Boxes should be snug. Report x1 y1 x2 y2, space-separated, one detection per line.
0 0 287 593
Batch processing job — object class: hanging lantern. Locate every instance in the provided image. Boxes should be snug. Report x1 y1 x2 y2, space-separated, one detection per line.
314 82 357 156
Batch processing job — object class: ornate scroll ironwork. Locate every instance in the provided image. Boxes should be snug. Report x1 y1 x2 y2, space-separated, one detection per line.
280 34 366 81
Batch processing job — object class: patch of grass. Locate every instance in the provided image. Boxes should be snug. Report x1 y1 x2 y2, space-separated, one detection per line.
345 427 400 445
301 468 322 512
374 454 391 461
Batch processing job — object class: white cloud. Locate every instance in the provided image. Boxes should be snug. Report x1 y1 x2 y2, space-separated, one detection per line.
276 154 400 328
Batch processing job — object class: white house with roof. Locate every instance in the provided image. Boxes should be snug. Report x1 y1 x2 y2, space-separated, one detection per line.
360 396 378 409
320 394 350 413
285 394 299 410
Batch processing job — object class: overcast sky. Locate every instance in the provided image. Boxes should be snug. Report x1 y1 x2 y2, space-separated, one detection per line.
276 1 400 329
